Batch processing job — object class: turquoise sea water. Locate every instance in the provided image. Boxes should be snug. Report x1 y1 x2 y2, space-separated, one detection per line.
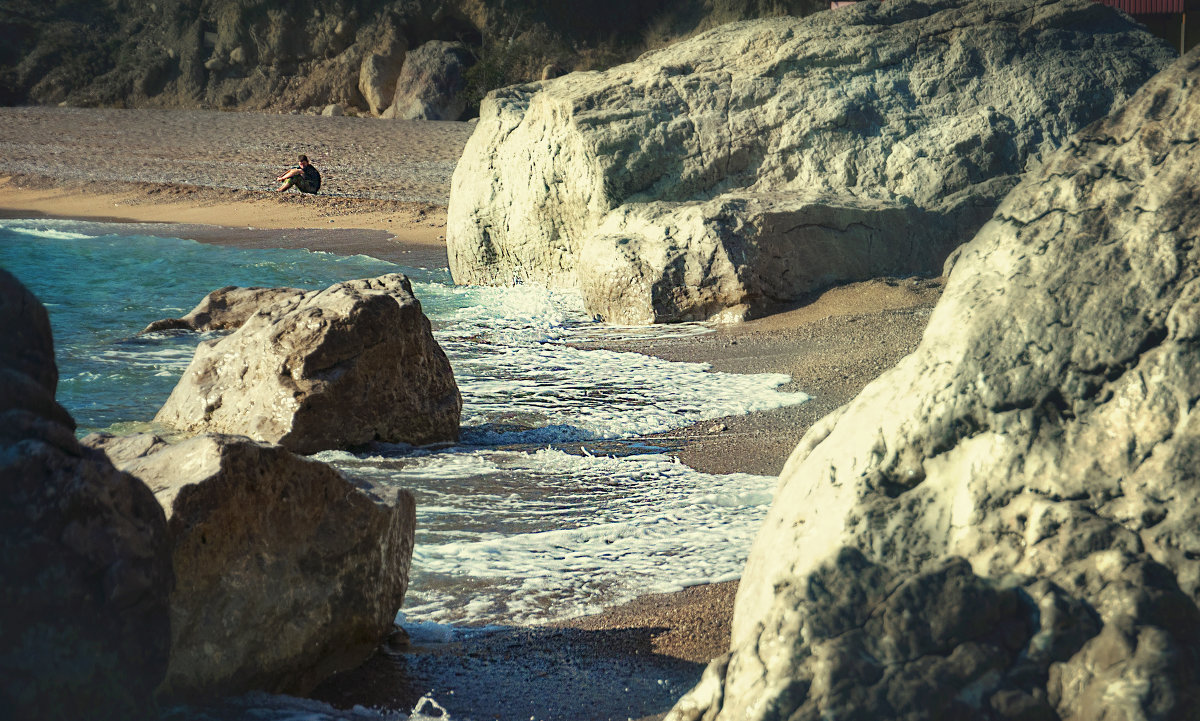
1 220 410 433
1 218 809 719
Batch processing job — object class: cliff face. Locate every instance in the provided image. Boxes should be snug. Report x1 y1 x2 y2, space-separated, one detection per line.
0 0 826 114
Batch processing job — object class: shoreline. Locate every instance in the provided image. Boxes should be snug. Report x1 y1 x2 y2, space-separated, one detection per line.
2 170 939 719
0 174 452 268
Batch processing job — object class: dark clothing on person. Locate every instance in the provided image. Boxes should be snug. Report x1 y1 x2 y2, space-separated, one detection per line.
295 163 321 193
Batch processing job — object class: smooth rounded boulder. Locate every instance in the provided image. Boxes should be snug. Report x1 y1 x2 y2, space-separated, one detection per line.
154 273 461 454
385 40 473 121
668 49 1200 720
448 0 1173 323
0 269 173 721
85 431 417 701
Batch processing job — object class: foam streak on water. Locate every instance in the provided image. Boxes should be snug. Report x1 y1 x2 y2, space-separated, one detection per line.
0 219 808 631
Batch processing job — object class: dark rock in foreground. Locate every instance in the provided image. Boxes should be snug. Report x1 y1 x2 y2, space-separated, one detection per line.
0 269 173 721
86 432 417 700
449 0 1174 323
668 48 1200 721
154 273 462 454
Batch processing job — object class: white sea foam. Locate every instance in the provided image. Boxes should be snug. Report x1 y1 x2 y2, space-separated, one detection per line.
453 344 804 443
401 280 808 444
1 223 96 241
327 448 778 626
307 281 806 627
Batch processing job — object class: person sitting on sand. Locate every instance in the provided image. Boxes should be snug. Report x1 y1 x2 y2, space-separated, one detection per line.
276 155 321 193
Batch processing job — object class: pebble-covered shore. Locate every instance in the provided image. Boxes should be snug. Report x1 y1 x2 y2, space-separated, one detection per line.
0 106 472 203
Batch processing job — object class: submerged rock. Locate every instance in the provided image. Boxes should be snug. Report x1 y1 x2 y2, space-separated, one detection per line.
154 273 461 454
668 49 1200 720
140 285 306 334
448 0 1173 323
0 269 173 720
85 431 417 700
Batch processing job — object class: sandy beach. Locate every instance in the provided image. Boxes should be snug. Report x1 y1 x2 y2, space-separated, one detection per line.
0 107 941 720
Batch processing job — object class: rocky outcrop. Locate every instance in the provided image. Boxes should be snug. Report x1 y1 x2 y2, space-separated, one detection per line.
578 191 985 324
0 0 827 114
154 274 461 454
668 49 1200 720
85 432 416 700
448 0 1174 323
358 25 408 116
140 285 305 334
385 40 473 120
0 269 172 720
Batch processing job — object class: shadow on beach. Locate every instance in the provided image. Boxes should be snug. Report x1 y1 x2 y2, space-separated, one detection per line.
310 624 703 721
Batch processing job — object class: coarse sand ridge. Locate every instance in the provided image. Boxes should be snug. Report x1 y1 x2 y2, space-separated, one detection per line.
0 106 943 720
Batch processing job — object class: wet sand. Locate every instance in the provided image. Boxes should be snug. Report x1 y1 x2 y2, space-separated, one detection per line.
0 106 941 720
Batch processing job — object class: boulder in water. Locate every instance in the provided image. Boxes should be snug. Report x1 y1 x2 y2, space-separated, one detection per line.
668 49 1200 720
0 269 173 720
154 273 461 454
448 0 1174 323
85 431 417 700
140 285 306 334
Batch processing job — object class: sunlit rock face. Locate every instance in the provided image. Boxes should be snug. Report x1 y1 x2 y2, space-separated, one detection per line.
154 274 462 454
448 0 1173 323
668 48 1200 721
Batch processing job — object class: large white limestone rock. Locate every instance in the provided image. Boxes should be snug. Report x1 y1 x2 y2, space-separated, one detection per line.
668 49 1200 721
447 0 1173 323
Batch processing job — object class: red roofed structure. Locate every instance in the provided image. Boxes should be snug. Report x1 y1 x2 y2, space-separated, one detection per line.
1096 0 1183 12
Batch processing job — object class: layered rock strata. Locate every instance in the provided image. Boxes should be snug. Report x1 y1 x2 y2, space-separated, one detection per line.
140 285 305 334
668 49 1200 720
0 269 173 720
448 0 1173 323
155 274 461 454
85 432 416 700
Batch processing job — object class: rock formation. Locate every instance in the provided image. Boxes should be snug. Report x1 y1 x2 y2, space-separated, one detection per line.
385 40 473 120
85 431 417 700
154 274 461 454
140 285 305 334
358 25 409 116
0 0 827 115
0 269 173 720
668 48 1200 720
448 0 1174 323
